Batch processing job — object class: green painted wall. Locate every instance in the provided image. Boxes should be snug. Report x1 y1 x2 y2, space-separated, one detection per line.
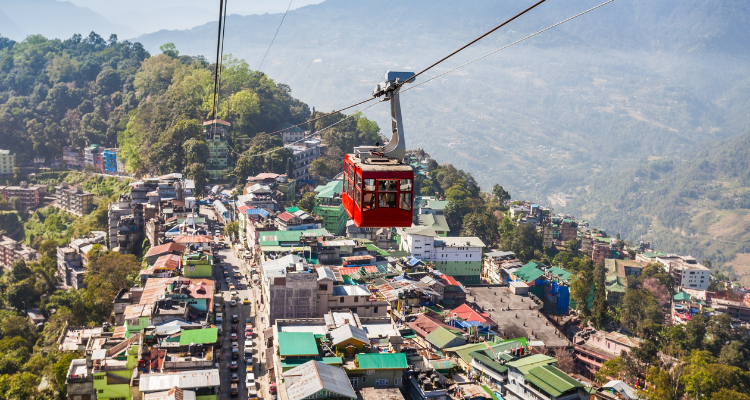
313 203 347 236
184 263 213 278
93 370 132 399
432 260 482 283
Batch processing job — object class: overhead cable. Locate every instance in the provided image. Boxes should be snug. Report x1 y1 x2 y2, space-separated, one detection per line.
404 0 548 86
210 0 226 120
401 0 616 95
258 0 293 71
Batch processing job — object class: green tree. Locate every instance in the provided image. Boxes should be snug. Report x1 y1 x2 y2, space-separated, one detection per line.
682 351 715 399
84 252 140 323
184 163 207 189
297 191 316 212
8 196 21 212
224 221 239 240
182 139 209 164
460 211 498 247
591 261 608 328
492 184 511 203
160 42 179 58
571 268 593 316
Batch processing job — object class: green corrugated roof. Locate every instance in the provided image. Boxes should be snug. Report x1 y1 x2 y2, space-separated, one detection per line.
426 200 448 211
364 243 391 257
286 206 300 213
429 359 454 370
280 357 343 369
446 341 520 365
506 354 556 374
501 337 528 347
514 262 545 283
315 180 342 199
674 291 691 301
547 266 572 281
356 353 408 370
179 328 218 345
470 350 508 374
278 332 319 357
426 327 466 349
417 213 450 233
525 365 584 397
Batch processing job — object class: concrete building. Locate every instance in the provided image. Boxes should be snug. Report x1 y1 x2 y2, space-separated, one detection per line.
238 184 278 211
279 123 307 144
62 146 84 168
261 255 318 324
286 139 321 181
54 183 95 216
316 269 389 317
398 226 437 260
282 360 356 400
108 195 144 254
504 355 586 400
0 234 38 269
656 255 710 290
275 209 322 231
103 148 118 174
432 237 485 284
313 180 347 236
57 231 107 289
347 353 408 389
573 329 642 380
203 119 231 180
0 149 15 174
0 181 45 208
419 200 447 215
417 214 449 237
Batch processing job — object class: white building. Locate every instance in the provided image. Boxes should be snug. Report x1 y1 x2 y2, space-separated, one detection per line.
285 139 321 181
398 226 437 260
656 255 710 290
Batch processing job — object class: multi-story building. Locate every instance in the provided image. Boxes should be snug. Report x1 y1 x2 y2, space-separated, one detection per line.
108 195 144 254
398 226 437 260
260 254 318 324
313 180 347 236
573 329 641 380
315 269 389 317
504 354 586 400
57 231 107 289
203 119 231 180
238 184 278 211
0 235 38 269
279 123 307 144
286 139 321 181
62 146 84 168
84 144 100 168
275 209 322 231
432 237 485 284
0 150 15 174
103 148 118 174
54 183 95 216
656 255 710 290
592 239 613 264
0 181 45 208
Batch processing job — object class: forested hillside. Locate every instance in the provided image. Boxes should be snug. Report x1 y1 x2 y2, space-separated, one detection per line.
563 133 750 282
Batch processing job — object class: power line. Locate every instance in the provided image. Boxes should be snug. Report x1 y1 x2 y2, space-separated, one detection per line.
404 0 548 87
210 0 226 120
401 0 616 95
258 0 293 72
263 97 377 136
229 99 384 159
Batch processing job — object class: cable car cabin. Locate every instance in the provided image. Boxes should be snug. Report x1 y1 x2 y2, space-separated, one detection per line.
342 154 414 228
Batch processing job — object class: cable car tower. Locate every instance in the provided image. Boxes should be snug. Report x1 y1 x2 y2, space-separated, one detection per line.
342 71 416 228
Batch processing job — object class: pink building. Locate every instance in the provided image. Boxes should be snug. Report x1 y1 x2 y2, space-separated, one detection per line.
573 329 642 379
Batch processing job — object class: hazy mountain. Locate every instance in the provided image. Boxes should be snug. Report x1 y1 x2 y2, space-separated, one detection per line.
65 0 325 34
135 0 750 263
562 132 750 282
0 0 137 41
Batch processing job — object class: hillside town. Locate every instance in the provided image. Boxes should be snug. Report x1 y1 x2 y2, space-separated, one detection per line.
0 119 739 400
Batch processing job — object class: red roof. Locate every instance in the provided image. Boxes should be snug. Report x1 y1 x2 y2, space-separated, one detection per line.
203 119 231 126
439 275 459 286
237 205 250 213
407 314 462 338
145 242 187 258
339 267 361 276
173 235 214 244
449 304 496 325
362 266 379 273
277 212 295 222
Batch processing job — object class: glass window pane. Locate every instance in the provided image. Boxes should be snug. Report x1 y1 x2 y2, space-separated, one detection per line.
378 180 398 192
348 179 353 198
399 193 412 211
400 179 412 192
379 193 397 208
355 173 360 189
364 179 376 192
363 192 375 211
355 187 361 207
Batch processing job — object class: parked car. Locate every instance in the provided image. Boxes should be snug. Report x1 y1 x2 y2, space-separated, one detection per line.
230 361 238 370
230 333 237 341
230 299 237 307
232 315 239 323
231 373 239 383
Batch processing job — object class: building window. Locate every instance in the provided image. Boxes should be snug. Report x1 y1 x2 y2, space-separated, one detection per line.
319 284 328 291
394 378 402 385
354 296 359 303
350 378 358 388
339 297 344 303
367 370 375 375
374 306 379 313
376 379 389 386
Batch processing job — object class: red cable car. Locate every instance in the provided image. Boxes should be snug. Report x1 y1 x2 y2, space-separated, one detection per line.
342 71 416 228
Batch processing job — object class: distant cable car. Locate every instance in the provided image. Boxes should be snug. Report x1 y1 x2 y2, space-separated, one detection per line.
342 71 416 228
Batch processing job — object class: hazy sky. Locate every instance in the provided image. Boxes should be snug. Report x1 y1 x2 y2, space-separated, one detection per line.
65 0 324 34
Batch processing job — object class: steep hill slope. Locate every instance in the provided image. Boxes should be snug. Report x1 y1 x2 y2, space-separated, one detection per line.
135 0 750 199
562 133 750 282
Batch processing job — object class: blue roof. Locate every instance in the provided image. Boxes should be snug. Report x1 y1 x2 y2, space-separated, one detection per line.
408 257 423 266
246 208 270 217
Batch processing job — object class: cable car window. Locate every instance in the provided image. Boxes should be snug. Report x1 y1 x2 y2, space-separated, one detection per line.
400 179 412 191
355 173 360 189
364 179 376 192
343 174 348 193
399 193 412 211
348 175 354 198
378 180 398 191
378 193 397 208
355 187 361 208
363 192 375 211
